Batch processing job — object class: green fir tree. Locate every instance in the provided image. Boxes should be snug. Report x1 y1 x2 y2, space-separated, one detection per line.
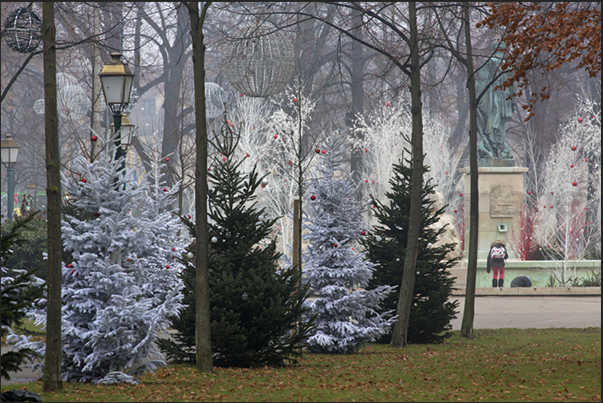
158 116 312 367
1 214 45 380
361 155 459 344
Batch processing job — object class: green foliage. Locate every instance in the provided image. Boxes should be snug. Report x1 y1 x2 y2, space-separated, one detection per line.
158 118 313 367
361 157 459 344
1 215 47 280
582 268 601 287
1 214 45 380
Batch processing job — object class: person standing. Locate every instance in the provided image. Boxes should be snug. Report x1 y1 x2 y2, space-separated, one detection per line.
487 240 508 288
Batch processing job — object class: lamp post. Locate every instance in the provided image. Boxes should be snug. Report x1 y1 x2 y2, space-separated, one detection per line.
110 113 136 151
1 133 20 219
99 53 134 171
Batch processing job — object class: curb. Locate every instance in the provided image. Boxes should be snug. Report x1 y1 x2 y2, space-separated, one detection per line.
451 286 601 297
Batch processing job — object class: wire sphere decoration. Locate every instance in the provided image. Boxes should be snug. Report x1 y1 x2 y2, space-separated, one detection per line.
221 22 294 98
2 6 42 54
205 82 228 119
33 73 94 118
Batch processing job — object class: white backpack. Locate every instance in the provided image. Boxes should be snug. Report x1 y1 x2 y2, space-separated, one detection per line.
490 246 505 259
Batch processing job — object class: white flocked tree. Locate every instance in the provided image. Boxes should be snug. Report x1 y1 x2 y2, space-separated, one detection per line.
302 137 396 354
28 149 185 383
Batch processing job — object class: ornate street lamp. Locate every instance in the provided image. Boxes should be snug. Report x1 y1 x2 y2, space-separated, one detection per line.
1 133 21 219
110 113 136 151
99 53 134 168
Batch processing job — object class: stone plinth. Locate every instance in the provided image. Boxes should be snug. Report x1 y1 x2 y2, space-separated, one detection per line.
459 166 529 260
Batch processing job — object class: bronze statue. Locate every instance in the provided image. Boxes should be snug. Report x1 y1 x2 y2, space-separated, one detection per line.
477 44 515 167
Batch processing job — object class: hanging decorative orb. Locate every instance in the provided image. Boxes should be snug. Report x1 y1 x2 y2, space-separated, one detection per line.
2 6 42 54
221 22 294 98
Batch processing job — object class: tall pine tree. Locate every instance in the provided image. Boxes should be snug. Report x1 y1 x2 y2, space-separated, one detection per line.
362 153 459 344
158 116 312 367
28 150 184 383
303 137 396 354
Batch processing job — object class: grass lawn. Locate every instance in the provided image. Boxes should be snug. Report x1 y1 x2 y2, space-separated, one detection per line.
2 327 600 402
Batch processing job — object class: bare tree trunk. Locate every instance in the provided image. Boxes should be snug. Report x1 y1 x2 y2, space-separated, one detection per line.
42 2 62 392
186 1 213 373
348 6 365 190
89 3 102 162
161 6 190 187
461 3 479 339
390 2 423 348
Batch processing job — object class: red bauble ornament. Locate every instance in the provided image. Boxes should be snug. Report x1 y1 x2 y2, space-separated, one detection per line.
310 195 316 201
67 264 73 268
245 153 250 158
322 150 326 154
333 243 338 248
293 97 298 103
572 181 577 186
578 118 583 123
81 178 87 183
165 157 169 162
163 187 168 192
385 102 390 107
528 191 532 195
91 135 98 142
172 247 176 251
274 134 278 139
222 156 227 161
454 210 457 213
187 215 191 219
460 192 463 197
361 231 366 236
72 270 77 276
94 212 100 218
444 171 448 175
166 265 170 269
240 93 244 97
261 184 266 188
585 158 588 162
315 148 321 153
550 205 553 209
372 180 375 184
571 146 577 151
570 164 574 168
289 160 293 166
365 179 368 183
551 191 554 195
364 148 369 153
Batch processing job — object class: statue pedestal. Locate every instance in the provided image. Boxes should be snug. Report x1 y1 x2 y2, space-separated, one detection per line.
459 166 529 260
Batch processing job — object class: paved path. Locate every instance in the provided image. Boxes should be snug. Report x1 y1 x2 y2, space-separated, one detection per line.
449 296 601 330
3 296 601 385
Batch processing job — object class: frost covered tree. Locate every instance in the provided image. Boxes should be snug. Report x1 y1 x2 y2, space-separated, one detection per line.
28 150 184 383
228 87 324 259
303 137 396 354
352 98 464 218
533 99 601 284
